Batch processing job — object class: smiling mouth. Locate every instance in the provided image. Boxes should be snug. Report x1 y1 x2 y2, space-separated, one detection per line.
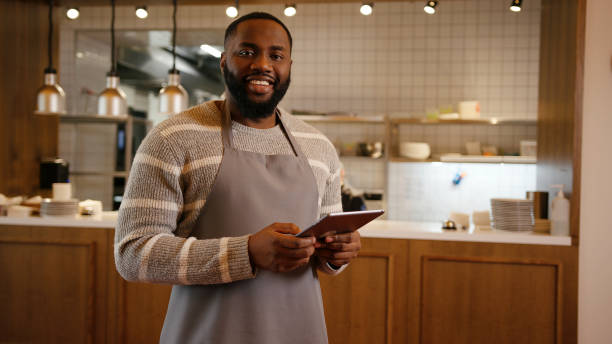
246 77 276 95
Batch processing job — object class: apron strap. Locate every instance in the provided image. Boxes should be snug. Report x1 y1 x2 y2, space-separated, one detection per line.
221 101 308 160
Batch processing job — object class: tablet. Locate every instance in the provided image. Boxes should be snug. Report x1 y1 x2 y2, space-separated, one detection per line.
297 210 385 238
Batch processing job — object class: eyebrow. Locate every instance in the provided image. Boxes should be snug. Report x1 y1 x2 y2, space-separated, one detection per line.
238 42 286 51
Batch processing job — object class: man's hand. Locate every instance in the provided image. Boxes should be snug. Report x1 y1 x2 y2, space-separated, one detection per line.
316 231 361 267
248 223 317 273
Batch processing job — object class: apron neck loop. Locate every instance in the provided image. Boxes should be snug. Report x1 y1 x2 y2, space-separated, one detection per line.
221 101 307 159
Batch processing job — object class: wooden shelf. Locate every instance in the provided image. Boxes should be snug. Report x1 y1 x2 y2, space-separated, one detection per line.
389 117 537 125
339 155 386 161
389 155 536 164
59 114 151 125
294 115 385 123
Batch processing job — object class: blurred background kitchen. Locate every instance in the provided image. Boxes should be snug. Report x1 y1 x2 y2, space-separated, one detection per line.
1 0 611 343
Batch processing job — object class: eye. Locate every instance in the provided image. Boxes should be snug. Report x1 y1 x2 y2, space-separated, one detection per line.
270 53 284 61
238 49 255 57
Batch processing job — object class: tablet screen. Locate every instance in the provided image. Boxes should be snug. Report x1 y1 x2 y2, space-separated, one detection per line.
297 210 384 238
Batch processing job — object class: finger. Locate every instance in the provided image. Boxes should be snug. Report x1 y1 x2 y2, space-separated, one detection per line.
278 257 311 272
324 232 355 244
328 259 351 266
317 249 357 260
271 223 301 235
325 242 358 251
275 233 316 249
276 245 315 259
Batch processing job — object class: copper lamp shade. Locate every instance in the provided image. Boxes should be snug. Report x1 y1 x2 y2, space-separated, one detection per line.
35 71 66 115
97 74 127 116
159 70 188 115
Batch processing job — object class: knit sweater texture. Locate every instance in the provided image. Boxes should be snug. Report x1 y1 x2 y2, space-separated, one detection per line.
114 101 343 285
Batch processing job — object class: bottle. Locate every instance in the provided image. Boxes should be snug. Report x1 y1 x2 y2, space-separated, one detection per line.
550 184 570 236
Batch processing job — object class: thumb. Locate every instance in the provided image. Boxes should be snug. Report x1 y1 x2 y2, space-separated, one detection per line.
271 222 301 235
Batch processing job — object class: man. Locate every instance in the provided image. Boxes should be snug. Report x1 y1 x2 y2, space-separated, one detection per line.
115 12 361 344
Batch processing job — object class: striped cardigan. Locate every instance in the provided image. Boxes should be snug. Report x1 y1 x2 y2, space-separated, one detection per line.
114 100 343 285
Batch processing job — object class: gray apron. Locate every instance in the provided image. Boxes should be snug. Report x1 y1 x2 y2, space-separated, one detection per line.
160 103 328 344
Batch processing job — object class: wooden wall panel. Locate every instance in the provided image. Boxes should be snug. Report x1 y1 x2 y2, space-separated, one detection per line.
420 256 560 344
537 0 585 242
0 0 59 196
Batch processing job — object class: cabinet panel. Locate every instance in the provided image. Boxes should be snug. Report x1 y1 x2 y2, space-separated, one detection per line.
320 253 393 344
0 238 96 343
420 256 559 344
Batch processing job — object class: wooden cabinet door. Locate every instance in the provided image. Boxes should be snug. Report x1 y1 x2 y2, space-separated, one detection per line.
319 238 410 344
0 225 111 344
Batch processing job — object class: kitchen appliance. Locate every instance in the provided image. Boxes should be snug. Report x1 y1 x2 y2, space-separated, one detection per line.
399 142 431 160
40 157 69 189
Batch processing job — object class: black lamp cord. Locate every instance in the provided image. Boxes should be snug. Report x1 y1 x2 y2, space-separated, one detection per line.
110 0 116 75
171 0 177 73
46 0 54 73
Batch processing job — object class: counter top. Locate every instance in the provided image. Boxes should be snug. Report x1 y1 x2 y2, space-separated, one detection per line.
0 213 571 246
0 212 118 228
360 220 572 246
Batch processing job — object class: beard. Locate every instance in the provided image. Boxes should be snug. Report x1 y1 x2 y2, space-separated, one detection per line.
223 64 290 120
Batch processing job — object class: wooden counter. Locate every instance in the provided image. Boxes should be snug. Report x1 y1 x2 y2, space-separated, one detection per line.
0 224 576 343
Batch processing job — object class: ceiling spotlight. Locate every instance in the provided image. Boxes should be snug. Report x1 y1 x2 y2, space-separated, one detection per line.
200 44 222 58
509 0 522 12
66 7 80 20
226 5 238 18
135 6 148 19
360 3 373 16
284 4 297 17
424 0 438 14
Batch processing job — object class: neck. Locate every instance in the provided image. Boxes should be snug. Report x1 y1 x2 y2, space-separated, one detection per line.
225 97 277 129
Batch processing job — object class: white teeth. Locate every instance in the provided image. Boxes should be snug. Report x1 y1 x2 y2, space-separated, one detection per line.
250 80 270 86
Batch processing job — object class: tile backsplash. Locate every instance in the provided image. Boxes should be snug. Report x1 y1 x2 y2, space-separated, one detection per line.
388 162 536 222
59 0 541 119
57 0 542 216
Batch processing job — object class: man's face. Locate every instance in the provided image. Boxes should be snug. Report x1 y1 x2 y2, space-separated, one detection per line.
221 19 292 120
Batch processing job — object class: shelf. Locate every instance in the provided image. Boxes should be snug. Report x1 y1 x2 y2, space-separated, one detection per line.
339 155 386 161
294 115 385 123
390 155 536 164
59 114 151 125
389 117 536 125
70 171 129 177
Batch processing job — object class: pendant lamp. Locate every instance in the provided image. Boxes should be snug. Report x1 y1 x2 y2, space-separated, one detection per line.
159 0 188 116
98 0 127 117
35 0 66 115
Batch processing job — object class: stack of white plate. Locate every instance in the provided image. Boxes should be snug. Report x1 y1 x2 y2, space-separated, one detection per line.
490 198 534 231
40 198 79 217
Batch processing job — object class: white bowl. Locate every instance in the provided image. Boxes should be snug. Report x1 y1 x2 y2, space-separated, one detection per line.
399 142 431 160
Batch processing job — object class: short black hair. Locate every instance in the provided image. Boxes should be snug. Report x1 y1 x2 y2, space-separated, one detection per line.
224 12 293 51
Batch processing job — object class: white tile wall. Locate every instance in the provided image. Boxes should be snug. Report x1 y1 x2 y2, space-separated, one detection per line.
57 0 542 216
59 0 541 119
387 162 536 222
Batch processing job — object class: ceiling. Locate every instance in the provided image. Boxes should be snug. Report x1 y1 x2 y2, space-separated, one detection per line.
56 0 420 6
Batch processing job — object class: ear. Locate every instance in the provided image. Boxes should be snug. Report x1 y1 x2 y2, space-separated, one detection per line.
220 52 226 72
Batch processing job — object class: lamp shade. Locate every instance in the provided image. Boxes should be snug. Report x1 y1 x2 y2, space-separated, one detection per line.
97 75 127 116
35 71 66 115
159 70 188 115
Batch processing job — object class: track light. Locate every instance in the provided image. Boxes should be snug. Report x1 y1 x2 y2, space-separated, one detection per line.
424 0 438 14
226 0 238 18
66 7 79 20
135 6 148 19
284 4 297 17
360 3 373 16
509 0 522 12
